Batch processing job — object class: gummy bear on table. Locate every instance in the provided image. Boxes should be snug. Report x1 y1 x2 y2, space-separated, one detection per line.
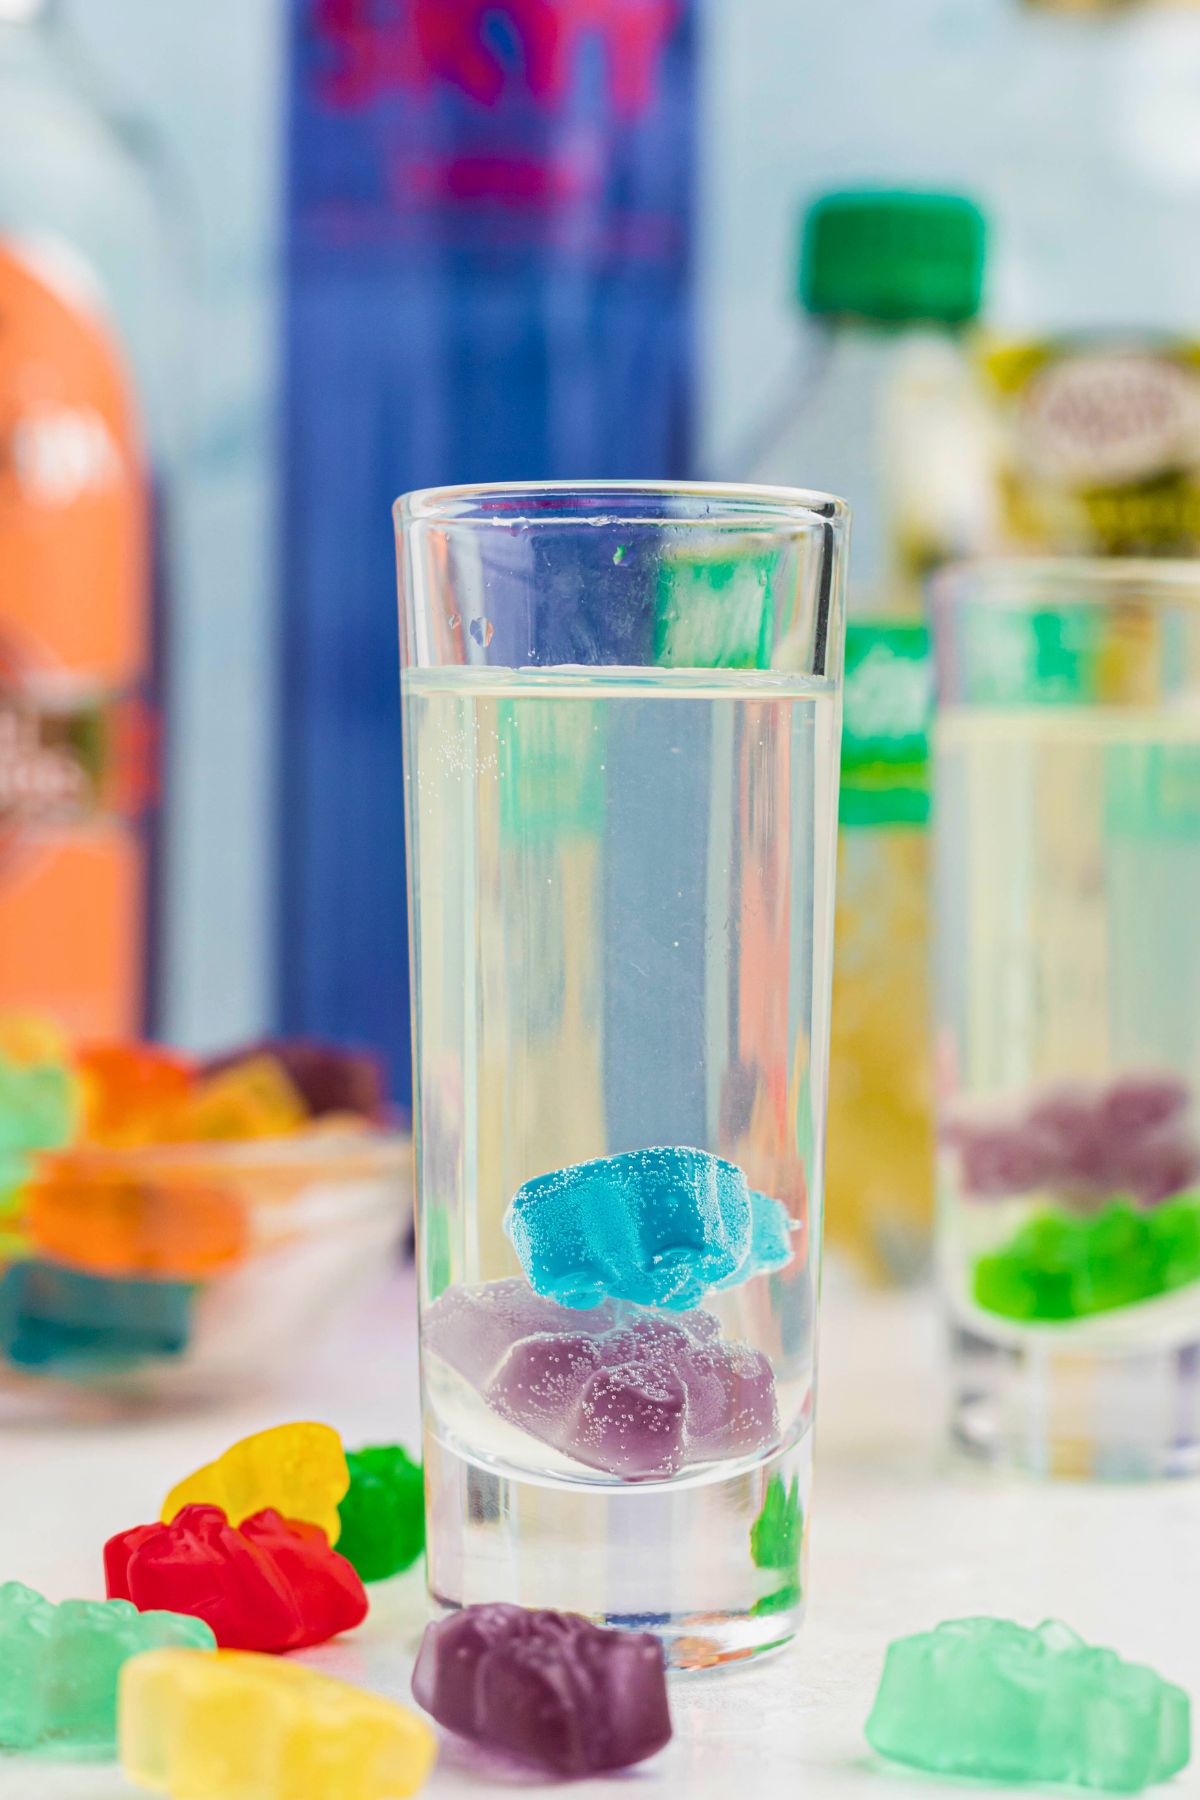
866 1616 1191 1793
106 1505 367 1653
411 1602 672 1776
120 1648 436 1800
0 1582 214 1757
161 1422 349 1542
337 1445 425 1583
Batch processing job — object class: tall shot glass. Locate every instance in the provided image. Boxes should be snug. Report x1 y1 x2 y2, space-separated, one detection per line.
397 483 847 1665
933 558 1200 1478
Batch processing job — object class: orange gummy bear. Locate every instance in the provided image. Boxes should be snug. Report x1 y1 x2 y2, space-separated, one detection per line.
78 1044 199 1148
27 1152 250 1279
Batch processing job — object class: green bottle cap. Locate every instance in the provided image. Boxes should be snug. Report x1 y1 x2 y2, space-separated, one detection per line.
799 190 987 326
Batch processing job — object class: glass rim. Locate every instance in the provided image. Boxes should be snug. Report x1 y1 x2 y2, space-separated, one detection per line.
32 1127 410 1179
932 556 1200 610
395 479 848 531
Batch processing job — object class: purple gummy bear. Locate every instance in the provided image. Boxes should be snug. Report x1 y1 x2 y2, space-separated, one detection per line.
419 1279 583 1388
949 1072 1199 1208
956 1126 1052 1199
1113 1129 1200 1209
411 1603 672 1776
424 1278 779 1479
1099 1075 1190 1139
1026 1086 1109 1186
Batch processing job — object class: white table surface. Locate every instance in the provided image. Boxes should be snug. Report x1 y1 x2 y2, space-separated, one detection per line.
3 1267 1198 1799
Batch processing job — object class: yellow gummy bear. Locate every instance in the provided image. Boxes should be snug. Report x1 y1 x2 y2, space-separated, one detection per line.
119 1649 436 1800
0 1013 69 1068
167 1056 308 1143
161 1423 349 1543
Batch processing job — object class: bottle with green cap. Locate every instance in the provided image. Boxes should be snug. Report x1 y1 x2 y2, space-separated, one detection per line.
734 189 987 1285
739 186 989 619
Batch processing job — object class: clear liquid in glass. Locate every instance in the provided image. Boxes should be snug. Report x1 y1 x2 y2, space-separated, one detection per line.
403 664 840 1663
936 703 1200 1476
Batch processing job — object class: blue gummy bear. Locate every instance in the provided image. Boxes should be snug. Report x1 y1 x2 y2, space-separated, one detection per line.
504 1146 753 1311
0 1261 193 1374
714 1190 794 1291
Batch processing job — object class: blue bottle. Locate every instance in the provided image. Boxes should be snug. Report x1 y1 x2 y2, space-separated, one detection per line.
280 0 698 1102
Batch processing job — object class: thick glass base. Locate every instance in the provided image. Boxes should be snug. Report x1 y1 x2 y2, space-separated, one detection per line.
949 1309 1200 1479
423 1423 811 1669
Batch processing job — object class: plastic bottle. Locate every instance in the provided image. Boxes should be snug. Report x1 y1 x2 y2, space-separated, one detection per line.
829 621 937 1285
0 0 170 1037
741 190 988 1282
966 330 1200 561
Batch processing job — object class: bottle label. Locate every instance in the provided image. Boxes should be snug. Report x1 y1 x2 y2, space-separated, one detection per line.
979 336 1200 555
655 548 775 670
0 241 152 1037
839 622 931 827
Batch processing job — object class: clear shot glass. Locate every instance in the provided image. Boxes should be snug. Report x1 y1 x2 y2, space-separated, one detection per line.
396 483 847 1665
933 558 1200 1478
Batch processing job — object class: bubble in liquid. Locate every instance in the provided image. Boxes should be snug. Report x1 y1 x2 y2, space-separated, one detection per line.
469 617 495 647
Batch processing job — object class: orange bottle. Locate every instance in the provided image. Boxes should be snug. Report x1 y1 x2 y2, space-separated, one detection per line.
0 1 166 1037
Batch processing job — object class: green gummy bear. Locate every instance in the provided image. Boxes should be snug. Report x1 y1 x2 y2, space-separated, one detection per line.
336 1445 425 1583
1158 1196 1200 1286
423 1203 453 1302
0 1058 76 1161
750 1475 803 1619
750 1583 801 1617
750 1474 803 1572
867 1617 1190 1793
973 1197 1200 1323
0 1581 215 1757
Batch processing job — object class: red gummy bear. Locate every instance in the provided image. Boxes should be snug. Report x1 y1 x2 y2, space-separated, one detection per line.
104 1503 368 1652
